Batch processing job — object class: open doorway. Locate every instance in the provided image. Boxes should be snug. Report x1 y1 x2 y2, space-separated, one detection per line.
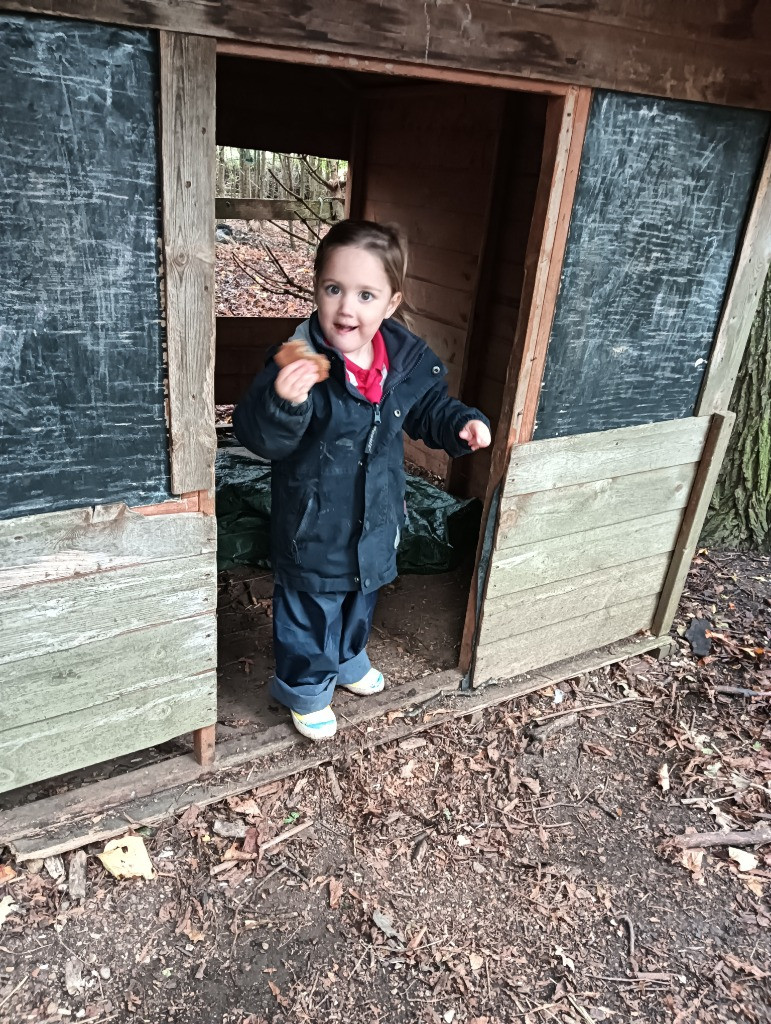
212 53 549 745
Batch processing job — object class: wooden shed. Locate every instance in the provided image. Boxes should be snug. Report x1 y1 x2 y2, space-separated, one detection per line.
1 2 770 854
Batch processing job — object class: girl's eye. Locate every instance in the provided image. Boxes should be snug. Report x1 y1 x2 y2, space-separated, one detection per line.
359 291 373 302
325 284 340 296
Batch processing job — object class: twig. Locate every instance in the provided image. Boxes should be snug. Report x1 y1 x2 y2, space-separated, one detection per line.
669 825 771 849
533 695 655 724
713 685 770 698
326 765 343 804
0 974 28 1009
619 915 637 972
259 820 313 853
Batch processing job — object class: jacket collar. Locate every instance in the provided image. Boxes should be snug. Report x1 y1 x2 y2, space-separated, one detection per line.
307 311 432 381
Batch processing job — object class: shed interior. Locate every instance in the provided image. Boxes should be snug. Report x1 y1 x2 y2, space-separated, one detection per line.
213 54 549 737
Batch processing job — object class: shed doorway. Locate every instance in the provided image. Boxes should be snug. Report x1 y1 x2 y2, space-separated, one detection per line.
212 51 553 745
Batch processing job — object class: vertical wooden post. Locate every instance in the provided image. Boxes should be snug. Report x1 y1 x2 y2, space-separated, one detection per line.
193 724 216 767
160 32 217 496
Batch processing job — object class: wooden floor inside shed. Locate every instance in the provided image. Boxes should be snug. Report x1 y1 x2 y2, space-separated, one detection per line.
0 567 470 814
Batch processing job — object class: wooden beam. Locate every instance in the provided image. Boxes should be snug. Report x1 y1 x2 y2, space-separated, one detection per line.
696 140 771 416
160 32 217 495
193 724 216 767
2 2 770 109
216 197 344 221
651 412 736 636
459 87 590 674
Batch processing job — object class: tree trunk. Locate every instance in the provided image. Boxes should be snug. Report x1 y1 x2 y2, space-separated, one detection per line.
701 267 771 553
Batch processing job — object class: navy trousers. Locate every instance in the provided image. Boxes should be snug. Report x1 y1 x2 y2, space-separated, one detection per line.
269 584 379 714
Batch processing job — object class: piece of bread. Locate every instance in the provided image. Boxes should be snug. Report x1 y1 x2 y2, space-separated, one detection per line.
274 338 330 381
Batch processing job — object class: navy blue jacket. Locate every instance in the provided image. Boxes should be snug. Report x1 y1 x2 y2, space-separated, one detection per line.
233 313 488 594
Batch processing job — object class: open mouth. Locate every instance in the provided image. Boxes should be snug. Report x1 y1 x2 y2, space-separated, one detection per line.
334 323 357 334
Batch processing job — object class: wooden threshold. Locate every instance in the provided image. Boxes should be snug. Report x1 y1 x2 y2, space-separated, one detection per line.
216 40 571 97
1 632 670 861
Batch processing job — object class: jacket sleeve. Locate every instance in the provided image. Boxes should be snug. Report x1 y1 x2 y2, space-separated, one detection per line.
232 361 312 460
402 379 490 458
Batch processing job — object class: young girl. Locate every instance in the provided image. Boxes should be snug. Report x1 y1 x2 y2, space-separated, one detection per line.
233 221 491 740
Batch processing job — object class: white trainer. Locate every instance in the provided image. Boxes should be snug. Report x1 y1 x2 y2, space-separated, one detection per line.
339 669 385 696
290 706 338 740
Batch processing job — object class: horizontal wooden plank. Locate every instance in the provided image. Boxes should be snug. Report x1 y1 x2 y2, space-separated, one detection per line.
0 553 216 667
410 315 469 368
478 552 670 644
363 199 486 255
498 461 698 547
474 594 659 682
504 416 710 496
487 507 683 598
5 1 770 110
2 612 216 730
408 244 478 293
0 669 217 794
216 197 344 221
365 163 493 217
0 504 216 590
407 277 472 332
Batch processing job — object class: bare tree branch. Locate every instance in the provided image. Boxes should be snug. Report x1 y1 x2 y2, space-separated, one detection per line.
231 251 312 302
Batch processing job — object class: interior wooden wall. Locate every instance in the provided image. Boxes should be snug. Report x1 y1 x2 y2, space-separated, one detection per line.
215 317 304 405
453 93 548 500
358 86 504 477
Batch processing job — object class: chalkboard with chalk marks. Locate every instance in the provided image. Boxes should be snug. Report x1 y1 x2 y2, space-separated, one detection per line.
534 90 770 440
0 15 171 520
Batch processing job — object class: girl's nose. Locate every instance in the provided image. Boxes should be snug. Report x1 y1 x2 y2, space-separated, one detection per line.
339 292 356 316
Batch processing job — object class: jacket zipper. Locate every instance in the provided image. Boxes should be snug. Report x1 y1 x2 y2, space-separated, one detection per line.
364 403 381 455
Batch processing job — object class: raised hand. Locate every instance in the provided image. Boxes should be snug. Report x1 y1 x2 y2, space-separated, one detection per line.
459 419 492 451
274 360 322 405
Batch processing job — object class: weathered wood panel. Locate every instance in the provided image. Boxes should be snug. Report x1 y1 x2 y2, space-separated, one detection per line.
474 595 660 681
487 508 682 599
535 92 770 440
3 614 215 731
0 669 217 794
3 1 770 109
697 141 771 415
480 553 670 641
160 32 217 494
0 504 216 589
497 462 698 547
0 15 170 519
0 554 215 666
505 417 710 496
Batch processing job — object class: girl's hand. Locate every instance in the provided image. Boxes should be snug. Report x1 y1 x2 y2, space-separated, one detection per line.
274 360 322 404
459 420 491 451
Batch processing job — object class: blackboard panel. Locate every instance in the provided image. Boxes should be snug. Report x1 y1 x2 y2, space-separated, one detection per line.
534 91 770 440
0 15 171 519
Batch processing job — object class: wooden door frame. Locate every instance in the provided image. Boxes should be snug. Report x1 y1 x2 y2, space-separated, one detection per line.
458 86 592 677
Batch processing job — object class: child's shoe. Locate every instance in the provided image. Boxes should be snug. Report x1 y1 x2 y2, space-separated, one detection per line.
339 668 384 696
290 706 337 740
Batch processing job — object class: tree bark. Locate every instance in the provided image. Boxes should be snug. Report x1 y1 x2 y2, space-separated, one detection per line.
702 268 771 553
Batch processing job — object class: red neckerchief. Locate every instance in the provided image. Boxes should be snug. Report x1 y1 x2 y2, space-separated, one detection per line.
342 329 389 404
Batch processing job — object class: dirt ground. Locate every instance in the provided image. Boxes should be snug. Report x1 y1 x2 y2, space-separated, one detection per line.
1 549 769 1024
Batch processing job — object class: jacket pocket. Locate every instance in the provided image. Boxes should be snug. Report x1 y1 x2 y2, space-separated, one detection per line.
292 492 316 564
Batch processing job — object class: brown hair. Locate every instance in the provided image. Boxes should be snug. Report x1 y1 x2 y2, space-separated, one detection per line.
314 220 412 326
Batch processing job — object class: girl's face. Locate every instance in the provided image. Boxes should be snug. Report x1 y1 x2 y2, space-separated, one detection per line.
315 245 402 358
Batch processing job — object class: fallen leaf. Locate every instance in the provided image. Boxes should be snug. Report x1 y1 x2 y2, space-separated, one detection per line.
680 847 705 885
97 836 156 880
0 865 16 885
658 764 671 792
469 952 484 972
0 895 18 927
729 847 759 872
329 877 343 909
